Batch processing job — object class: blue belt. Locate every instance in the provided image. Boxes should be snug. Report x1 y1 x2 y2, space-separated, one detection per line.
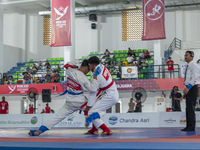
56 90 83 97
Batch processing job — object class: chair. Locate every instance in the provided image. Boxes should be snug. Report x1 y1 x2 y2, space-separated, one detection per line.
115 54 120 58
119 54 125 57
149 60 154 64
123 50 128 53
55 58 60 61
95 52 99 54
29 59 34 62
55 62 60 65
135 53 139 57
87 56 91 59
87 76 91 80
46 58 51 61
90 52 95 55
20 67 25 71
143 49 147 52
118 50 123 53
133 50 137 52
113 51 118 54
112 75 117 79
138 49 142 53
25 63 29 66
116 58 121 61
82 56 87 59
60 57 64 61
124 54 128 57
79 60 83 63
51 62 56 65
151 56 154 59
51 58 55 61
121 58 126 61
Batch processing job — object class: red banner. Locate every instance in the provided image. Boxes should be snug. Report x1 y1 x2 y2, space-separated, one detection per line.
51 0 71 47
142 0 166 40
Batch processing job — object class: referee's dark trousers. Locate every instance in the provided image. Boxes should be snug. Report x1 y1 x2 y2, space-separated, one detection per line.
186 85 198 129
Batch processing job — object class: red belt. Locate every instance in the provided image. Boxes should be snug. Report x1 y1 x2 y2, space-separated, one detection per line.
81 80 114 108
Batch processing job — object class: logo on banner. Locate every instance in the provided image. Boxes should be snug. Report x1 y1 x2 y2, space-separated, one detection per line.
109 116 118 125
54 6 68 20
164 118 176 124
31 116 38 125
180 115 186 124
144 0 165 20
54 6 68 28
8 85 16 93
127 68 132 73
116 84 133 88
67 114 75 121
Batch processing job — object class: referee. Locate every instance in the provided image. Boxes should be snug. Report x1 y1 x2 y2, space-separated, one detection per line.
182 51 200 131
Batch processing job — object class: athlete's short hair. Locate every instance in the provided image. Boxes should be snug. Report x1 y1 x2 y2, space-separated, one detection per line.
81 59 89 67
88 56 100 65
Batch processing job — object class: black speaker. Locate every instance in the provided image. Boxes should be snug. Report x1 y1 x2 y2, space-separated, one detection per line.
42 89 51 103
89 14 97 22
91 23 96 29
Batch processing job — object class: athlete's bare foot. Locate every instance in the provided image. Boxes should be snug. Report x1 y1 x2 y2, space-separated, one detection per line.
28 131 41 136
84 130 99 135
85 122 89 129
101 131 113 135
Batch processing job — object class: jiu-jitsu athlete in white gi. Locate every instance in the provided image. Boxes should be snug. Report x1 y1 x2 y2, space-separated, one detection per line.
28 59 101 136
84 56 119 135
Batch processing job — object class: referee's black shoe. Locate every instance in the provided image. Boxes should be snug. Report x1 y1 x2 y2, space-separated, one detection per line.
181 127 195 131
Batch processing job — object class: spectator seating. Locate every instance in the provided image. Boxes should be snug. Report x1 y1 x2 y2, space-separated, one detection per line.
1 49 154 85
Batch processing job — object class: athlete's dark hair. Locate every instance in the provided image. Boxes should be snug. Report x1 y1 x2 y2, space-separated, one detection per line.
81 59 89 67
88 56 100 65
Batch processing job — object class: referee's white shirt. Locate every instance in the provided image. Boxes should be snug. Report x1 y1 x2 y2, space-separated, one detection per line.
184 60 200 86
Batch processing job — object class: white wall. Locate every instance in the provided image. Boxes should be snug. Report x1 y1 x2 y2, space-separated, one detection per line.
2 89 186 114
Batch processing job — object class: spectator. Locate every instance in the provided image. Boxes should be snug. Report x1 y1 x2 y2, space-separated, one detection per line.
116 61 122 79
29 104 34 114
7 73 13 85
105 63 110 70
17 74 23 84
46 67 51 74
144 50 150 59
44 60 50 69
104 49 110 56
127 53 134 64
138 57 142 66
140 51 145 59
23 73 28 84
51 73 56 83
45 72 52 83
0 96 9 114
140 59 149 79
101 56 106 65
128 47 132 53
45 103 51 113
105 55 111 65
26 66 32 73
129 62 134 66
197 60 200 63
54 64 61 72
127 98 135 113
41 109 45 114
54 71 60 83
33 64 38 70
169 86 183 111
27 73 32 83
38 61 43 70
131 51 136 59
111 55 117 67
24 109 29 114
40 74 46 83
123 59 129 66
32 66 37 74
1 74 7 85
166 57 174 78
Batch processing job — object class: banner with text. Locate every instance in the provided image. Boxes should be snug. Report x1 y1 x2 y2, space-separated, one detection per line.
51 0 71 47
122 66 138 78
142 0 166 40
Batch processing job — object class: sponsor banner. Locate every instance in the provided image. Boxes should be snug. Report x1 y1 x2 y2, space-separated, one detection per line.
142 0 166 40
51 0 71 47
180 63 200 78
159 112 200 127
42 113 91 128
0 114 43 128
103 113 160 128
0 83 63 95
122 66 138 78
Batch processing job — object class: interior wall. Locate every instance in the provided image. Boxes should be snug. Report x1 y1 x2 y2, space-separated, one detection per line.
2 89 186 114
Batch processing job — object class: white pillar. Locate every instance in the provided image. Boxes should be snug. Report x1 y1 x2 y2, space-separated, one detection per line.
175 10 183 41
154 40 163 78
0 5 3 73
64 0 75 64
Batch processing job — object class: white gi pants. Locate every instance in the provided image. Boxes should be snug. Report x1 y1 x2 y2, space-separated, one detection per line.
88 88 119 129
44 101 86 129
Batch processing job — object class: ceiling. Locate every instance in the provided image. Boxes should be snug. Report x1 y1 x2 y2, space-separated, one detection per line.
1 0 200 14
